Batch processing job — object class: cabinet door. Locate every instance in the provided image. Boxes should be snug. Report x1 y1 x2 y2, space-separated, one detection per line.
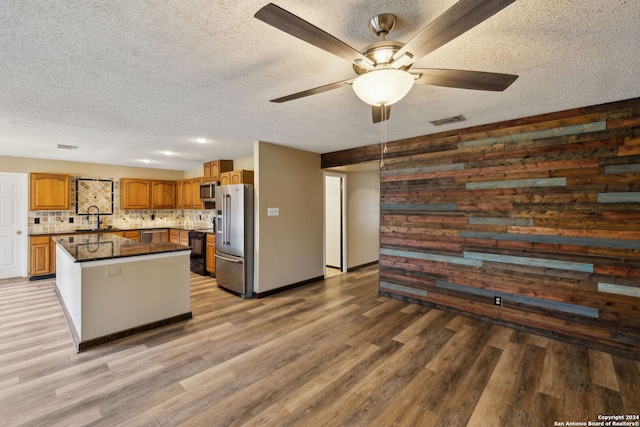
179 230 189 247
30 173 70 210
191 177 203 209
209 160 233 181
182 180 192 208
203 162 212 182
151 181 175 209
206 234 216 273
121 179 151 209
220 172 231 186
169 229 179 244
29 236 51 276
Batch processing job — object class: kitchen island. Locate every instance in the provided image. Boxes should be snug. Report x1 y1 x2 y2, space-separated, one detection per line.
53 233 192 352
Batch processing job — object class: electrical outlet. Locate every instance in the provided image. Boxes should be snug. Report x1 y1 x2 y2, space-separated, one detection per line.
494 296 502 306
105 267 121 277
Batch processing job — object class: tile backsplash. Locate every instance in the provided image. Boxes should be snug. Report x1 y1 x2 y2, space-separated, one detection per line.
29 176 216 234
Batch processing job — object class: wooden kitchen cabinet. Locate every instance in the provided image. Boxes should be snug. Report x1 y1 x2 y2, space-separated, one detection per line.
29 173 70 211
181 180 192 208
179 230 189 247
191 177 203 209
121 178 151 209
203 160 233 182
151 180 175 209
29 236 55 276
220 170 254 186
206 233 216 275
170 229 189 246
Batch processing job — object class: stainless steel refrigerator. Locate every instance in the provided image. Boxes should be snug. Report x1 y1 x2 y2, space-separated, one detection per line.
215 184 254 298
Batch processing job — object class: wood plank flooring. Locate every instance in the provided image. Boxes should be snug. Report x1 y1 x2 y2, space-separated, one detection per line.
1 267 639 426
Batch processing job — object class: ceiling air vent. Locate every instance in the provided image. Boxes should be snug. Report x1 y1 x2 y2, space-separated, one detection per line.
56 144 78 150
430 115 466 126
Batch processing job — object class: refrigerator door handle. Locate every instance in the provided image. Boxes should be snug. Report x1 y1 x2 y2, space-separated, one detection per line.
215 253 243 263
225 194 232 245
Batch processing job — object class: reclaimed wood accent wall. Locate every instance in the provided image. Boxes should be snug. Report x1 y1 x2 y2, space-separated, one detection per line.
322 97 640 358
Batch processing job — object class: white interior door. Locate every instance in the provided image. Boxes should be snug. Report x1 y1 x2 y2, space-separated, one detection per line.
0 173 28 279
325 175 342 269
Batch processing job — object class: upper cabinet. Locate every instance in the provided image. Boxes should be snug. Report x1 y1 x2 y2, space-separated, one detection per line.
120 178 151 210
30 173 70 210
122 179 178 209
151 180 175 209
220 170 254 186
203 160 233 182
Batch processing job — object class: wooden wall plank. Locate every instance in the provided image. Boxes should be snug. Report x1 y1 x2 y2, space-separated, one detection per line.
323 96 640 357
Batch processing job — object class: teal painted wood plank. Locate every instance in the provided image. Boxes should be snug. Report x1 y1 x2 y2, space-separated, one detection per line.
463 251 594 273
457 121 607 149
597 192 640 203
380 203 457 211
381 163 465 177
469 217 533 226
604 163 640 175
598 282 640 298
460 231 640 250
436 280 599 318
466 177 566 190
381 248 483 267
380 281 428 297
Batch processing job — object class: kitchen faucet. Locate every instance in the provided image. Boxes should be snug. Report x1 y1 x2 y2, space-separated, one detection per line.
87 205 101 231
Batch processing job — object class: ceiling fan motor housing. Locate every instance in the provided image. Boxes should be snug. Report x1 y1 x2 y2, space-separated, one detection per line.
353 40 409 75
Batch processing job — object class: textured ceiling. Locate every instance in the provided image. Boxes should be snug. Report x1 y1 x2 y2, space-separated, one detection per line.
1 0 639 171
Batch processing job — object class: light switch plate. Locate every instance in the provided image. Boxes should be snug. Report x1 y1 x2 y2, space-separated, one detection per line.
267 207 279 216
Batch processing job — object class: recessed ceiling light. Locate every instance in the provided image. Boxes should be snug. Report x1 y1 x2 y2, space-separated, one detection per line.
192 137 211 144
139 159 152 164
162 151 174 156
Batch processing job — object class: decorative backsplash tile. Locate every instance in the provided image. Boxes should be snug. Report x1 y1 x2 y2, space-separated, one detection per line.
77 178 113 215
29 176 216 234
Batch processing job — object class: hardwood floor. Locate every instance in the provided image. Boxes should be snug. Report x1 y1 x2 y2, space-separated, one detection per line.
1 267 639 426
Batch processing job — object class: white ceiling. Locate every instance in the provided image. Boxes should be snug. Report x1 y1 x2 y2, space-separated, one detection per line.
2 0 639 171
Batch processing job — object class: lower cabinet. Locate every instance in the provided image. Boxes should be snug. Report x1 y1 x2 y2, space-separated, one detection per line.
29 236 56 277
169 229 190 247
206 233 216 275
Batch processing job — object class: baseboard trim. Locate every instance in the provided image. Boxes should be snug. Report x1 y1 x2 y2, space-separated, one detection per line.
347 260 379 272
254 275 324 299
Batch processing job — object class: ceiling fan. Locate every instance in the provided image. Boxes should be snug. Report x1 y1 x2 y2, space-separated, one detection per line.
255 0 519 123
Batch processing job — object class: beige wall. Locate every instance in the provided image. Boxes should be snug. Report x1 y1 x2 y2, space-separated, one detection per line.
254 141 323 294
345 170 380 269
0 155 185 180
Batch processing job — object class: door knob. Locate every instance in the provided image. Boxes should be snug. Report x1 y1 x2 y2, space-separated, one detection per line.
16 230 22 234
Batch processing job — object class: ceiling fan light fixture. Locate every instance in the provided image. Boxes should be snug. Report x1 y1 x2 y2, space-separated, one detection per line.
352 69 414 106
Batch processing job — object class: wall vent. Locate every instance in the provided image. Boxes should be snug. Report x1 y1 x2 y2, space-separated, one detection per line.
56 144 78 150
430 115 466 126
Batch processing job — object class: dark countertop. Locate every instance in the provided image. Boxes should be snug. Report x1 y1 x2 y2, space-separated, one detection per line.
52 233 190 262
29 226 208 237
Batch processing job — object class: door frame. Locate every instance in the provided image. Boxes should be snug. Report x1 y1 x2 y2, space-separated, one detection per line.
323 172 347 276
0 172 29 279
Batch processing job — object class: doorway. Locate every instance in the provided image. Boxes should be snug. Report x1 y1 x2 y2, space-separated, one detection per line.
324 173 346 278
0 173 28 279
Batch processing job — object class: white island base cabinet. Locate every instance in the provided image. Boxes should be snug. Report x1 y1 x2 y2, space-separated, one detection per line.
55 246 192 352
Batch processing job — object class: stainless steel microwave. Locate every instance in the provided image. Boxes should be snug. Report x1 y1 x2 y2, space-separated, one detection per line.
199 182 216 202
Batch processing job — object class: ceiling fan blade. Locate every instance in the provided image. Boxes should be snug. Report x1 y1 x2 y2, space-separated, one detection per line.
411 68 518 91
255 3 374 66
372 105 391 123
393 0 515 64
270 78 355 103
